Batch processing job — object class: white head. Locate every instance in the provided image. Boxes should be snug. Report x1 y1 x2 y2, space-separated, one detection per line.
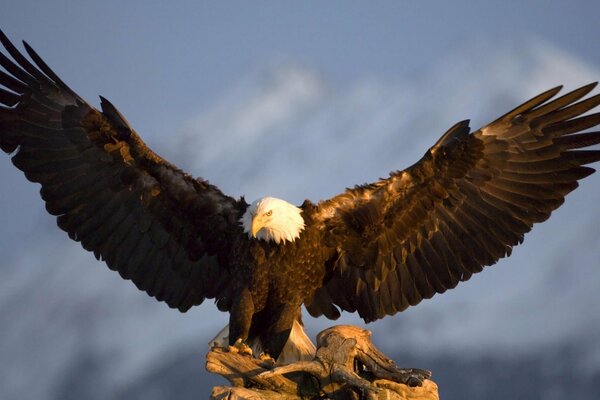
241 197 305 244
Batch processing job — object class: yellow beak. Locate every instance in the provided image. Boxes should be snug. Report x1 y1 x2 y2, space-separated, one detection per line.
251 215 264 238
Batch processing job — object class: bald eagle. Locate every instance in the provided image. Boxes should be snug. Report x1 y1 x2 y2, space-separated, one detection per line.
1 30 600 362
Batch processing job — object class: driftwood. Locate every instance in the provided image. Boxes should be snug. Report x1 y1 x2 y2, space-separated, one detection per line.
206 325 438 400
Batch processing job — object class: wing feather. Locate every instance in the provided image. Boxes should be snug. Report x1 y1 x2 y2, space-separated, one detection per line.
0 31 245 311
306 84 600 322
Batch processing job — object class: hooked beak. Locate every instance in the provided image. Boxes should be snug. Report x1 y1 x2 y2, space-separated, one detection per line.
251 215 264 238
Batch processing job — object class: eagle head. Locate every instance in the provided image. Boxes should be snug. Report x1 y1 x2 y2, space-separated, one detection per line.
241 197 305 244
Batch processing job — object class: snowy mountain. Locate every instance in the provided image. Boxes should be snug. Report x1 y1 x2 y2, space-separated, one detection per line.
1 37 599 400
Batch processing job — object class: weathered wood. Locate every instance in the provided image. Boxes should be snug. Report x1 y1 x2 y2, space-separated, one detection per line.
206 347 304 393
211 386 301 400
206 325 438 400
210 380 439 400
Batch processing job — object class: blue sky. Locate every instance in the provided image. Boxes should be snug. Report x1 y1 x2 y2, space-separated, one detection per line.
2 0 600 278
2 3 600 398
3 1 600 136
2 1 600 257
3 0 600 244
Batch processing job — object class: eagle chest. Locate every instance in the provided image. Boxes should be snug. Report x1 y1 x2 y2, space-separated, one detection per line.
241 240 325 309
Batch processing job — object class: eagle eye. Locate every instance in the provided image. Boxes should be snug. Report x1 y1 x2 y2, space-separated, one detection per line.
265 210 272 217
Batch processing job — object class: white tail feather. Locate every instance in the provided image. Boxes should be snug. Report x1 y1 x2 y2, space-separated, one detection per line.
209 320 316 365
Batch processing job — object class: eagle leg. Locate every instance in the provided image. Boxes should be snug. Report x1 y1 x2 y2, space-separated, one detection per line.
228 287 254 347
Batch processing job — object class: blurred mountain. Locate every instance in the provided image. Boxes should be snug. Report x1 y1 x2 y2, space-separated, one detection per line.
1 37 599 400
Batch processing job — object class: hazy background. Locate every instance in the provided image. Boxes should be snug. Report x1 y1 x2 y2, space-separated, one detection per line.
1 1 600 399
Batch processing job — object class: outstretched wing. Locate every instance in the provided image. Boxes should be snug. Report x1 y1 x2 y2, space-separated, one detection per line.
0 31 246 311
306 84 600 322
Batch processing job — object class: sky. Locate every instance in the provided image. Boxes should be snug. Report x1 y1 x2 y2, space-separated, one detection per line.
2 0 600 252
2 1 600 135
1 2 600 398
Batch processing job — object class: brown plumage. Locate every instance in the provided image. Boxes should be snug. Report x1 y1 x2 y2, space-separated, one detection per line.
1 30 599 359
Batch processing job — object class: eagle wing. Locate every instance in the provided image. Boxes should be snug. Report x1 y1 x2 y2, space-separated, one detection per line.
306 84 600 322
0 31 245 311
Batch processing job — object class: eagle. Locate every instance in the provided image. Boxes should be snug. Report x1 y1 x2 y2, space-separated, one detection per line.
1 30 600 363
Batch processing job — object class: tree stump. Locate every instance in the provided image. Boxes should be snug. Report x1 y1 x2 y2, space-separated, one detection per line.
206 325 438 400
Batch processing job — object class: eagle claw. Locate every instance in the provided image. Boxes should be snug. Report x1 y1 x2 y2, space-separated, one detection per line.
258 353 276 368
228 338 253 357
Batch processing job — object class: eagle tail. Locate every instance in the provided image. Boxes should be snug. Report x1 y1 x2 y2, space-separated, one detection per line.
209 321 316 366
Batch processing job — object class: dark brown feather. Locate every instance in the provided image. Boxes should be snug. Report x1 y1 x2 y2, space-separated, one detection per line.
0 30 246 312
